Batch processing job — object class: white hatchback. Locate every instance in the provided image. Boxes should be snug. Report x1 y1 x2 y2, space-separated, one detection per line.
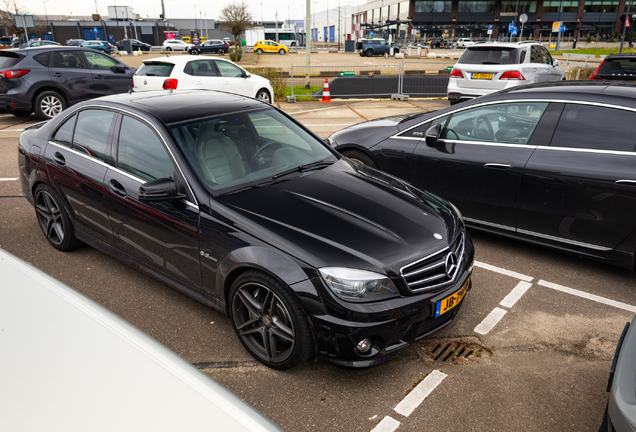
447 41 565 105
133 55 274 103
162 39 193 51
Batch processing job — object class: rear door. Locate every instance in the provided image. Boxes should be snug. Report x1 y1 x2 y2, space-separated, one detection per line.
81 50 132 96
517 102 636 250
184 59 223 90
48 50 96 102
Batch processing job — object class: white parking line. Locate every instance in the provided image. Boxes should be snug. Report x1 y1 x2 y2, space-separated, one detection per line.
0 178 18 181
474 307 508 335
500 281 533 308
394 370 447 417
474 261 534 282
371 416 401 432
538 280 636 313
0 128 25 132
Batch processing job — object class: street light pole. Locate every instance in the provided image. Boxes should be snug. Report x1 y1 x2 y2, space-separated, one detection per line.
305 0 311 88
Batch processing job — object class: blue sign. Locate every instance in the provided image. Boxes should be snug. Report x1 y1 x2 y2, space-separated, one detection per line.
370 31 374 36
511 28 518 35
508 22 514 31
561 24 567 33
488 25 493 31
93 27 98 32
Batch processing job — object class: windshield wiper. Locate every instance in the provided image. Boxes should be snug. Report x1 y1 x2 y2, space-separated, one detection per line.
218 179 278 195
272 161 334 180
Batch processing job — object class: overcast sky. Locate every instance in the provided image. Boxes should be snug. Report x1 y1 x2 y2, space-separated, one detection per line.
26 0 358 22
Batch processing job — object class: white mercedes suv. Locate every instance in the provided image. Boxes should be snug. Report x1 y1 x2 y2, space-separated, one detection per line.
447 41 565 105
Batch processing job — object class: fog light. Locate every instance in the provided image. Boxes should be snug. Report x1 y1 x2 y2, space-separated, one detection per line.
356 338 372 353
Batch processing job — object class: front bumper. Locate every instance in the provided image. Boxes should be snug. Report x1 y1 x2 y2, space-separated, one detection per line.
306 236 475 368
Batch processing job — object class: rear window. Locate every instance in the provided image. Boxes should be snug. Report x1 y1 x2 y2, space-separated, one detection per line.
0 52 22 68
136 62 175 77
598 58 636 76
459 47 520 65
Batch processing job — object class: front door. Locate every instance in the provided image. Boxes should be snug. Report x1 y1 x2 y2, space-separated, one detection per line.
411 101 549 230
214 60 253 97
81 50 132 96
103 114 201 288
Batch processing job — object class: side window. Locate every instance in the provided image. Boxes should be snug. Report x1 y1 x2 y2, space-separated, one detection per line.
33 52 50 67
215 61 243 78
117 116 175 182
441 102 548 144
550 104 636 152
82 50 119 70
51 51 84 69
519 49 527 64
400 115 448 138
73 109 116 162
530 46 543 64
52 114 77 146
192 60 218 76
540 46 553 65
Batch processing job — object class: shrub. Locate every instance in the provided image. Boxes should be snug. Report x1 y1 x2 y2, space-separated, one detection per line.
586 35 592 43
245 67 286 101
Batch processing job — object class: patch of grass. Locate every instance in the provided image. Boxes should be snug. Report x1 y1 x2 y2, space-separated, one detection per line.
549 47 636 57
284 86 323 100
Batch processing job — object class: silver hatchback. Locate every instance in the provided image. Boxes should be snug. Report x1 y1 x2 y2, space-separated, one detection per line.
447 41 565 105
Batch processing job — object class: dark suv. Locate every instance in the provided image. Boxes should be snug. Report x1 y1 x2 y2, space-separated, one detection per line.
590 53 636 80
356 38 400 57
0 46 135 120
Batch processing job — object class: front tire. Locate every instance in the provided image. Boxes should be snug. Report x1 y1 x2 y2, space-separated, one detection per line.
256 89 271 104
342 149 378 168
34 184 80 251
256 48 263 55
229 271 314 370
279 49 286 55
34 90 66 120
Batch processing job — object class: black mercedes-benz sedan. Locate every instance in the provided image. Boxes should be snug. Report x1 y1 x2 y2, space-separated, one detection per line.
328 81 636 270
17 90 473 369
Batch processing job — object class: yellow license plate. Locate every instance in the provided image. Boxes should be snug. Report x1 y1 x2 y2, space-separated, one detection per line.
472 73 492 80
435 277 470 317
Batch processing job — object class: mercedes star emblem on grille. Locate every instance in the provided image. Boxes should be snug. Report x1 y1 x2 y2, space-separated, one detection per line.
445 252 458 278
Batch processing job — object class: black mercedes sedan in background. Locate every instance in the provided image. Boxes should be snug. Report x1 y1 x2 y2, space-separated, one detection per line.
18 90 473 369
329 81 636 270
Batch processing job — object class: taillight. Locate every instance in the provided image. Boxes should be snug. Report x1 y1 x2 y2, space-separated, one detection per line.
225 44 229 47
0 69 30 79
589 61 604 80
499 71 525 80
450 68 464 78
163 78 178 90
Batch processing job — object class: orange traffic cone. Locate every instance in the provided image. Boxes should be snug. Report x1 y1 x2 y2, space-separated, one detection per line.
320 77 332 103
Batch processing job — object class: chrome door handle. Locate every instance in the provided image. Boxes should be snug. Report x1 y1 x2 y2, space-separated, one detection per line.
616 180 636 185
108 179 127 197
484 163 510 169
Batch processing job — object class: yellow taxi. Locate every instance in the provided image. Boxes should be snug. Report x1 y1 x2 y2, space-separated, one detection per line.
181 36 191 43
253 40 288 55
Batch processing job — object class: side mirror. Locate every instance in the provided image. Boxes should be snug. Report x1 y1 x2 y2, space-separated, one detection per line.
243 71 251 78
552 58 559 67
425 123 442 147
113 64 127 73
139 178 185 202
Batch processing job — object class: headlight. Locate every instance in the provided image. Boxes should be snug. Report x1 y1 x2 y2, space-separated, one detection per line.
450 202 464 224
319 267 399 302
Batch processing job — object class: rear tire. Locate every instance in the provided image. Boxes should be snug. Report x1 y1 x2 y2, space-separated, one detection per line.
342 149 378 168
191 49 200 55
34 90 66 120
166 46 172 51
365 49 373 57
34 184 81 251
218 49 225 55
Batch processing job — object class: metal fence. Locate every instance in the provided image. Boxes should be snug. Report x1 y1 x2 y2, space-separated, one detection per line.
288 61 455 100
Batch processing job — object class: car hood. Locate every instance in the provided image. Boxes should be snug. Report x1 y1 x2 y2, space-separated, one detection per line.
215 159 460 276
329 113 429 148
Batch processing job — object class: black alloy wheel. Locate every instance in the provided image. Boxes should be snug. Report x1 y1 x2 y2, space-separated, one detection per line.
342 149 378 168
218 49 225 55
191 49 200 55
366 49 374 57
34 184 80 251
229 271 313 369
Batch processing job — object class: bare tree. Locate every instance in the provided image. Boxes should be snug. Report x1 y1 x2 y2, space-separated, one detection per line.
0 0 35 39
218 1 253 61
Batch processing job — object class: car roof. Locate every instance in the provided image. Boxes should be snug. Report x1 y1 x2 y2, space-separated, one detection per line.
90 90 267 125
8 46 104 54
465 41 537 48
141 55 242 67
486 81 636 108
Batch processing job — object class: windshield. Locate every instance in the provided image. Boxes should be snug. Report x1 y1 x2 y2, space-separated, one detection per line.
459 47 520 65
170 108 336 193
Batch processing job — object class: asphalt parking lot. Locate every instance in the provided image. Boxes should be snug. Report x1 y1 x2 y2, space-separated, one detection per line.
3 99 635 431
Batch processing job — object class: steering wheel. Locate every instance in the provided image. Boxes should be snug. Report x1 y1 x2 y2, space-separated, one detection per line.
250 141 283 171
472 115 494 141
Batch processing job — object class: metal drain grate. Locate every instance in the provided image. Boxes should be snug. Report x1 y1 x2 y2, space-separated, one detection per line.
430 342 473 362
419 338 490 365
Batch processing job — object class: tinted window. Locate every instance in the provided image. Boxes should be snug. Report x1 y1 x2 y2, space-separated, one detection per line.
598 58 636 76
442 102 548 144
459 47 519 65
52 114 77 146
530 46 543 64
83 50 118 70
0 52 22 68
136 62 175 77
73 110 116 162
550 104 636 152
215 61 243 77
185 60 218 76
51 51 83 69
400 115 449 138
519 49 527 63
34 52 50 67
117 116 174 181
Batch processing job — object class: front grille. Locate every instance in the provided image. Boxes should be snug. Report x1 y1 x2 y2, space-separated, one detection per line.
400 231 465 293
416 302 461 339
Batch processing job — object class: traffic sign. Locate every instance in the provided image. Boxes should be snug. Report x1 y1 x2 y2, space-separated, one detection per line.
508 22 515 31
488 24 493 35
552 21 562 32
93 27 98 32
627 16 632 28
519 13 528 24
561 24 567 33
511 28 518 36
